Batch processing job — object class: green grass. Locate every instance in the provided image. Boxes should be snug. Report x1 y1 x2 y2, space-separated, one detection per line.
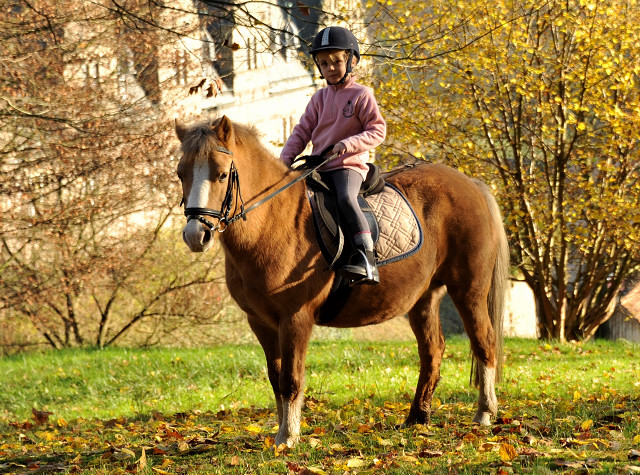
1 337 639 474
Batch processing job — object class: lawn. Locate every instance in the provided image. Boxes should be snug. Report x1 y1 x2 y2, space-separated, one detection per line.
1 337 639 473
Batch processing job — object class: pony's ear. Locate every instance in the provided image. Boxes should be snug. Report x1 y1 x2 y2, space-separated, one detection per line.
175 119 188 142
215 115 235 148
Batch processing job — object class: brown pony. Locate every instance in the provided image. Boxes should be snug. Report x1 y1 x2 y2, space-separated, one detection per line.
175 116 510 447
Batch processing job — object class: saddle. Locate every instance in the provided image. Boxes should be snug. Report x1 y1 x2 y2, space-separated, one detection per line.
306 163 424 270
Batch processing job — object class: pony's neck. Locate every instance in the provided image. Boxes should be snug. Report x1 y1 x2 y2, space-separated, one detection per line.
221 146 303 250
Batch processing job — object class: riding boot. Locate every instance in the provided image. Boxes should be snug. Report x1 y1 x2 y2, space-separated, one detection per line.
339 233 379 285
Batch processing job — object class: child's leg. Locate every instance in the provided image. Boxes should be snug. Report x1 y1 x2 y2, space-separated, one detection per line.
326 169 379 284
327 169 368 236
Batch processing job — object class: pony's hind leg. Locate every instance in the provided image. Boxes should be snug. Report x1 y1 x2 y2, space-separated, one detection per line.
447 287 499 425
404 286 447 426
473 361 497 425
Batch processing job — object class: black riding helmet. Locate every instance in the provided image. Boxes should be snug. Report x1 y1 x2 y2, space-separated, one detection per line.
310 26 360 84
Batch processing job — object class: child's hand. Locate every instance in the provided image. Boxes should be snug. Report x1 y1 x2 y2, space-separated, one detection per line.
332 143 347 156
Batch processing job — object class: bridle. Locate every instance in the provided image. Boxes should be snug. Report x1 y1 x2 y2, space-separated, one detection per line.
182 146 336 233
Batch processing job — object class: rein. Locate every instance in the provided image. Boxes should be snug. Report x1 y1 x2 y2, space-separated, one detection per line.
183 148 337 232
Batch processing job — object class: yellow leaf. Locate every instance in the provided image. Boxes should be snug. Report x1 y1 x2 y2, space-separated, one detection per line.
137 448 147 471
499 442 517 461
177 441 190 452
581 419 593 431
633 434 640 445
244 424 262 434
263 436 275 448
347 457 366 468
306 467 327 475
573 391 582 402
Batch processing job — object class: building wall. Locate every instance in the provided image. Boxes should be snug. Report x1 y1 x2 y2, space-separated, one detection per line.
504 282 538 338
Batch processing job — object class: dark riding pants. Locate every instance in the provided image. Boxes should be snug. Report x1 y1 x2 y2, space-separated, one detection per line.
324 169 370 236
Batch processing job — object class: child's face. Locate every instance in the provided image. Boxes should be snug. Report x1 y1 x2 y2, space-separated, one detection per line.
315 50 354 83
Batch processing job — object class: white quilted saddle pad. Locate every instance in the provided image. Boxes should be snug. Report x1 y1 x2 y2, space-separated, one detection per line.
309 183 423 267
366 183 423 265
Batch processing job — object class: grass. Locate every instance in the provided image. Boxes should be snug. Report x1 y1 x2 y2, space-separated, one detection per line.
0 337 639 473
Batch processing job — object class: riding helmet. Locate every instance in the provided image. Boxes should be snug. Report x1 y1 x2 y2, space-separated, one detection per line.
310 26 360 63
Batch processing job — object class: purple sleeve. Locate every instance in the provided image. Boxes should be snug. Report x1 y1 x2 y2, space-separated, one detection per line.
340 89 386 154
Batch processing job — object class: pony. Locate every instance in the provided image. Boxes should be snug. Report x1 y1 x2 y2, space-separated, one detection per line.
174 116 510 447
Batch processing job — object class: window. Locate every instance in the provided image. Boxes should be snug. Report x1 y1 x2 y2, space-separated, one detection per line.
174 50 188 85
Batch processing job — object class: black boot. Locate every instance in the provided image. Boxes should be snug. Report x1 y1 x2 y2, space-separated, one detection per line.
339 246 379 285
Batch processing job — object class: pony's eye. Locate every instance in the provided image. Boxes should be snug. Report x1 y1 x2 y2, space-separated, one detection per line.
218 173 228 182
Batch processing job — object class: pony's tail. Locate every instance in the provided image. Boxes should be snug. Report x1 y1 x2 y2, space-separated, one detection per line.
471 180 510 386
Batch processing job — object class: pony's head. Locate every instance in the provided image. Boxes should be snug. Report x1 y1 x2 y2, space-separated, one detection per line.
175 116 237 252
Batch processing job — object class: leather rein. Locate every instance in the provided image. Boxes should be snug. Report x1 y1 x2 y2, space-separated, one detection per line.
183 147 336 233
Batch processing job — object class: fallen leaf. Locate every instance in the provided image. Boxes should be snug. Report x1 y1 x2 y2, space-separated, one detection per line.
347 457 366 468
32 408 53 425
137 448 147 471
499 442 518 462
307 437 321 448
418 449 443 458
177 440 190 452
263 436 275 448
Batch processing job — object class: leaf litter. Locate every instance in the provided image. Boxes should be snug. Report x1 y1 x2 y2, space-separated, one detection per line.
1 341 639 473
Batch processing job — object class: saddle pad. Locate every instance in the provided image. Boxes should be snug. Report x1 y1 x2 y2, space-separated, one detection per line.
308 183 423 267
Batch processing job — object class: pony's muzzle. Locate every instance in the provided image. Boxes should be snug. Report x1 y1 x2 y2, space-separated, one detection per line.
182 219 214 252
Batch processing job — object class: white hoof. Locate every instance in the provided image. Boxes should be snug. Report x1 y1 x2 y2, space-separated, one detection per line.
275 432 299 448
473 411 492 425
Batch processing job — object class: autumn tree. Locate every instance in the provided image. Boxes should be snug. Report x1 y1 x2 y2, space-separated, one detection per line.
0 0 231 352
372 0 640 340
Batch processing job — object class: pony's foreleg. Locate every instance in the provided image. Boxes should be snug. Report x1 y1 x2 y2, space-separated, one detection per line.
405 289 446 426
247 317 283 425
275 312 313 448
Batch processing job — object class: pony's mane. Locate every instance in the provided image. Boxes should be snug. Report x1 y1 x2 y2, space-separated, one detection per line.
181 118 272 161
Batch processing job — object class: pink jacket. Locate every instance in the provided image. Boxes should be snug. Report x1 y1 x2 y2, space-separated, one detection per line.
280 75 386 180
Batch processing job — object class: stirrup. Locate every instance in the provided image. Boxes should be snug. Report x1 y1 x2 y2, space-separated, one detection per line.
339 249 379 285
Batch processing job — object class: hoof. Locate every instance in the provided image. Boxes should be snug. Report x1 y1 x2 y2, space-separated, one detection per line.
473 411 492 425
275 433 299 448
403 410 430 427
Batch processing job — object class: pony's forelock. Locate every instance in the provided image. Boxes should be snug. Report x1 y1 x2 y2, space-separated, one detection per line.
181 118 269 161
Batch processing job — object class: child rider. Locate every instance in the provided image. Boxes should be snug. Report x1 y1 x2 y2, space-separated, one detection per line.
280 26 386 285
